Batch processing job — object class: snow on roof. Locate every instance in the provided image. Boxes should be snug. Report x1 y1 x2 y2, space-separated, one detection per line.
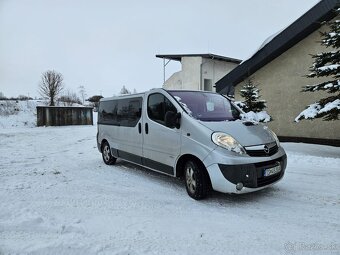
240 28 285 64
156 53 242 64
216 0 339 93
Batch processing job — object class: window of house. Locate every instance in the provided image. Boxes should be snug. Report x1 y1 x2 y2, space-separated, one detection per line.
204 79 213 91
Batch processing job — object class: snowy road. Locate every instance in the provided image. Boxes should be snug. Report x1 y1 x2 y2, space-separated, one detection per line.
0 125 339 255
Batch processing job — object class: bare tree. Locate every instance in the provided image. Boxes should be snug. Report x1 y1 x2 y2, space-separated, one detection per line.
78 85 87 105
59 89 81 106
38 70 64 106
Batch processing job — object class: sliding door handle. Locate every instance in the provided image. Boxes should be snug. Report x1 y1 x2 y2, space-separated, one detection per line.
145 123 149 134
138 123 142 134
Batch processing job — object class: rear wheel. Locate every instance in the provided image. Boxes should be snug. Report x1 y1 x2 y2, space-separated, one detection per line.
184 159 209 200
102 142 117 165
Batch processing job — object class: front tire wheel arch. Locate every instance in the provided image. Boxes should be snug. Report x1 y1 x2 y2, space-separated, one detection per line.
182 157 211 200
101 141 117 165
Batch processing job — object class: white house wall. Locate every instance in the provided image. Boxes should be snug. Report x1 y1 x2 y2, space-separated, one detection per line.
163 56 238 91
181 56 202 90
202 60 239 92
163 57 202 90
163 71 182 89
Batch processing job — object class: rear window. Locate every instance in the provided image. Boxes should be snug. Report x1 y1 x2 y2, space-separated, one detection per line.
98 97 142 127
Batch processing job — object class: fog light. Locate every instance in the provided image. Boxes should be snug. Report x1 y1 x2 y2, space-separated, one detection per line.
236 182 243 191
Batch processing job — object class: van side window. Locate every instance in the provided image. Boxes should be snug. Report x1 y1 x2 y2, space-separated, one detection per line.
98 100 117 124
117 98 142 127
98 97 142 127
147 93 177 126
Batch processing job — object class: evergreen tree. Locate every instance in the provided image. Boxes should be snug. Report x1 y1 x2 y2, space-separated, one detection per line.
296 9 340 121
238 78 267 112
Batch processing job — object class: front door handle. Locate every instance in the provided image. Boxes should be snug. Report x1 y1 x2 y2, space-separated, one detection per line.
145 123 149 134
138 123 142 134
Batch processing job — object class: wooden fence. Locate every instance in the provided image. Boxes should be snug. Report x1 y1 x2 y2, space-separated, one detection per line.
37 106 93 126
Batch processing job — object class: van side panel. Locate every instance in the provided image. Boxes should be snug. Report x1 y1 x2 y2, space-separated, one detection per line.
141 91 183 175
98 96 144 165
113 125 143 164
174 113 216 175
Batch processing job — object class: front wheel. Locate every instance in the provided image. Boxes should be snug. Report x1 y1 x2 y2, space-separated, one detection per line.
102 142 117 165
184 160 210 200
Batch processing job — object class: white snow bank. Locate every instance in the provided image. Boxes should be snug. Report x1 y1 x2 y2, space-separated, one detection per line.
295 99 340 121
241 110 271 123
234 101 271 122
318 99 340 114
324 82 335 88
295 103 320 121
0 100 44 128
317 64 340 71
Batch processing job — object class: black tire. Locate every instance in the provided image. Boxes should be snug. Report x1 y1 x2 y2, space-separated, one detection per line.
101 142 117 165
184 159 210 200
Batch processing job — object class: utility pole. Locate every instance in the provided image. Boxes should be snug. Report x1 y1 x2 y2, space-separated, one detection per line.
163 58 171 85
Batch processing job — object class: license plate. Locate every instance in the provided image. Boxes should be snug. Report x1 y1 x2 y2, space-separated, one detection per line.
264 163 281 177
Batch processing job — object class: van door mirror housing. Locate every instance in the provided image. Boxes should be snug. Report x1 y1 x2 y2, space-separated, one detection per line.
165 111 181 129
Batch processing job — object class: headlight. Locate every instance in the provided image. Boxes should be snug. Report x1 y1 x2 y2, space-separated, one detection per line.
211 132 246 155
267 129 280 147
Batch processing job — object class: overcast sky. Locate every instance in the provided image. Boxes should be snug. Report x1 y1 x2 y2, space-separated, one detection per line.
0 0 319 98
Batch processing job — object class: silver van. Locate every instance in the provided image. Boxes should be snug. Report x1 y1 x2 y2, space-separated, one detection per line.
97 89 287 200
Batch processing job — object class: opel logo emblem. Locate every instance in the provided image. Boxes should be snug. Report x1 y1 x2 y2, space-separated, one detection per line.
264 145 270 154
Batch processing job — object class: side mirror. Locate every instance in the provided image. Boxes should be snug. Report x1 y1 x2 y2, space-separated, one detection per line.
165 111 181 129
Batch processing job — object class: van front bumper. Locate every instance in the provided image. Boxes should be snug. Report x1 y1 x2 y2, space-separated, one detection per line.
204 148 287 194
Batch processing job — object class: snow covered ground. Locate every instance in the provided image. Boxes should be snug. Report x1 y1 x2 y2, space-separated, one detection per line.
1 123 340 254
0 100 42 129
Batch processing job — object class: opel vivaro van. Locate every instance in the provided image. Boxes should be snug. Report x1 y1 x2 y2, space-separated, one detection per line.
97 89 287 200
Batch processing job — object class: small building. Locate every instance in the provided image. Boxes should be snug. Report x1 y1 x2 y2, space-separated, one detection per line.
156 54 241 92
216 0 340 146
37 106 93 127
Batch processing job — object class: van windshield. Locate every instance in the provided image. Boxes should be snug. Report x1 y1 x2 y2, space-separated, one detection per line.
169 91 241 122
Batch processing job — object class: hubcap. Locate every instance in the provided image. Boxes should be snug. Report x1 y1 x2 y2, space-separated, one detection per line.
185 165 196 194
103 145 110 162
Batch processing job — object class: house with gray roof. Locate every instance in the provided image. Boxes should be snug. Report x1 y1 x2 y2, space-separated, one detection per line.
216 0 340 146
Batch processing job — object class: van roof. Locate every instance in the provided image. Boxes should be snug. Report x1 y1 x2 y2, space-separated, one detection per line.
100 92 146 102
99 89 219 102
166 89 218 94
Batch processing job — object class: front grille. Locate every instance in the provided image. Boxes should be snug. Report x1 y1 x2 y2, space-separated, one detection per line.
245 142 278 157
218 155 287 188
256 157 285 187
